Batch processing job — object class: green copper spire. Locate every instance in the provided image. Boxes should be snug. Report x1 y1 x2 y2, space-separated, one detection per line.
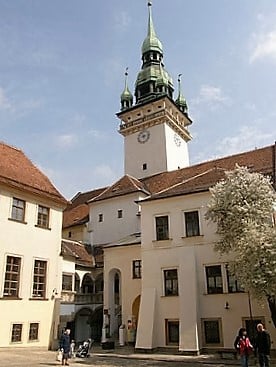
120 68 133 111
135 1 173 104
175 74 188 114
142 1 163 55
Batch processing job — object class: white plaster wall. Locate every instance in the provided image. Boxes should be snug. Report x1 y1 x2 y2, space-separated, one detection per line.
164 124 189 170
138 192 276 351
89 193 142 245
0 187 63 348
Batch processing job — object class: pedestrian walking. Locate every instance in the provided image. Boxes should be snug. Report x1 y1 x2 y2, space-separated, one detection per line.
60 329 71 366
255 323 271 367
234 328 253 367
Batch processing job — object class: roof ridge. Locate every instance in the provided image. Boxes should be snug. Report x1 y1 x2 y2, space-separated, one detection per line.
0 141 21 152
151 167 224 197
126 174 144 191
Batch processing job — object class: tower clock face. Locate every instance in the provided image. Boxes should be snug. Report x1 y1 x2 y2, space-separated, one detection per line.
137 130 150 143
174 133 181 147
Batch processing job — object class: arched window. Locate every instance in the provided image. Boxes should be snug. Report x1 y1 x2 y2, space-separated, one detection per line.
75 273 80 293
82 274 93 294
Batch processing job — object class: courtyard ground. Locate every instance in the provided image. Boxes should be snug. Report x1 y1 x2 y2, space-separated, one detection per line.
0 345 275 367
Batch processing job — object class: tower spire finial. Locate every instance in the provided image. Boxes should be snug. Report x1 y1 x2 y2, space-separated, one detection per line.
175 73 188 115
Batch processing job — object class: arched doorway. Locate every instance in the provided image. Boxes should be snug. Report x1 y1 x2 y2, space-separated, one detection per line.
82 273 93 294
91 307 103 342
108 269 121 337
74 308 92 344
132 295 141 327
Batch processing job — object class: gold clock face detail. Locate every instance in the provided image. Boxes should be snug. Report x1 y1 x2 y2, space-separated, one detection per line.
174 133 181 147
138 130 150 143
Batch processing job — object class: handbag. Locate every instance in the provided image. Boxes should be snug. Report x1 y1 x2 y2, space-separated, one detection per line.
56 349 63 362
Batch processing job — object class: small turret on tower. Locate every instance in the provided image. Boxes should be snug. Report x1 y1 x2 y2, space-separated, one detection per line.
175 74 188 115
120 68 133 111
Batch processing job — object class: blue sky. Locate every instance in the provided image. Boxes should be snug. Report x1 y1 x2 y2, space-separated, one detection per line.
0 0 276 199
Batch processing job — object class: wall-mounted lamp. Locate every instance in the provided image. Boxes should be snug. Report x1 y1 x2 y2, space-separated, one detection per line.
225 301 230 310
52 288 58 296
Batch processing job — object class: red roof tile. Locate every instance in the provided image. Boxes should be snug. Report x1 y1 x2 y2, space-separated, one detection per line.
0 142 67 205
61 239 94 267
63 187 106 228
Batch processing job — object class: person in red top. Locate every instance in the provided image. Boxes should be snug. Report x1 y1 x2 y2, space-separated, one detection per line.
234 328 253 367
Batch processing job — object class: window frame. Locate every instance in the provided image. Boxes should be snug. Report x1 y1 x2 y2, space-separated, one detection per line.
155 215 169 241
226 265 244 293
32 259 47 299
11 323 23 343
202 318 223 347
163 268 179 296
28 322 39 342
3 255 22 298
10 197 26 223
62 273 74 292
132 260 142 279
36 205 50 229
165 319 179 345
205 265 223 294
184 210 200 237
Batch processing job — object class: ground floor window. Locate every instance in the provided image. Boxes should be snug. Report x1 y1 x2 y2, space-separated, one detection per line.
202 318 223 346
11 323 23 343
29 323 39 341
165 319 179 344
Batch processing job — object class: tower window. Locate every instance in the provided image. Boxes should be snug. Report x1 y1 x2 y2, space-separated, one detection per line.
118 210 123 219
142 163 147 170
98 214 103 222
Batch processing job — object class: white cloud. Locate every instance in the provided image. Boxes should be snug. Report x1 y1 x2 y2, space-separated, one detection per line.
0 87 11 110
192 85 231 110
55 134 78 149
93 164 118 182
250 30 276 63
216 126 275 157
113 11 131 32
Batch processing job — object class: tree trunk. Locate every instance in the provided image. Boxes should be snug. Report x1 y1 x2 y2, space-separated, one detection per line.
267 295 276 327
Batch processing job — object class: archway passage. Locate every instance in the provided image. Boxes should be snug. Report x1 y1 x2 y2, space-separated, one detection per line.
132 295 141 327
91 307 103 342
74 308 92 344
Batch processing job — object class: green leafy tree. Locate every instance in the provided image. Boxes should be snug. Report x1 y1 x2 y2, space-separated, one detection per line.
206 165 276 327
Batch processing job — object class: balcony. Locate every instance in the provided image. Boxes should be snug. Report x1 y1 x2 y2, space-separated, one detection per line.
60 291 103 305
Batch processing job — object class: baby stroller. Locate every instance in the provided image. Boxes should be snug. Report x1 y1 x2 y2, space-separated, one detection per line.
76 338 92 358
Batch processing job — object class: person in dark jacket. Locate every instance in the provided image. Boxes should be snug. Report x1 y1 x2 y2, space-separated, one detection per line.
60 329 71 366
255 323 271 367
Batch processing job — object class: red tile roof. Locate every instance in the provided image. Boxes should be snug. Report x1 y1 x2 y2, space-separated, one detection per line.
63 187 106 229
61 239 94 267
89 174 150 203
0 142 67 205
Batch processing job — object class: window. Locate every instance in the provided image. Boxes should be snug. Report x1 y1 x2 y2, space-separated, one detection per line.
202 319 222 345
98 214 103 222
29 323 39 341
142 163 147 170
4 256 21 298
11 197 25 222
11 324 22 343
184 211 200 237
155 215 169 241
68 231 72 238
32 260 47 298
118 210 123 219
226 266 244 293
132 260 142 279
166 320 179 344
205 265 223 294
37 205 49 228
164 269 178 296
62 274 73 291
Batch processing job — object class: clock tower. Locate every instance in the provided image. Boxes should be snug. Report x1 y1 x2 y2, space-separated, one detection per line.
117 2 192 179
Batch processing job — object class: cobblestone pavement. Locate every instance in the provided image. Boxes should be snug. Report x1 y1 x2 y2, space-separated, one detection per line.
0 348 274 367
